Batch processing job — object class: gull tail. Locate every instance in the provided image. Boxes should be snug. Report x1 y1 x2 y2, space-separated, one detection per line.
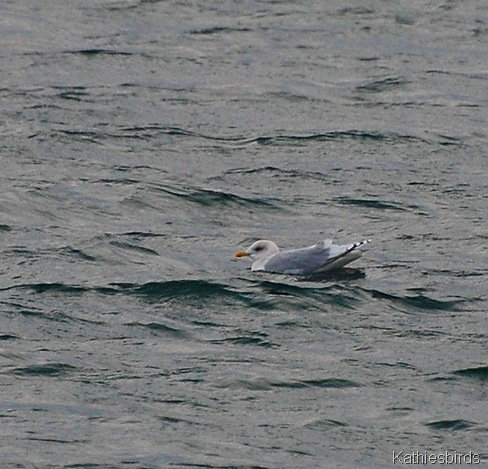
318 239 371 273
348 239 371 252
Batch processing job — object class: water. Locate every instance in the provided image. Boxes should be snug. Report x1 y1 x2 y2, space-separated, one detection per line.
1 1 487 468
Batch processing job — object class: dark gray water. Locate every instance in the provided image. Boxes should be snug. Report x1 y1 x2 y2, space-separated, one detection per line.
1 1 487 468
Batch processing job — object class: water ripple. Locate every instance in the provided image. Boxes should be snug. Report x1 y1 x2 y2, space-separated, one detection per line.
426 419 477 432
453 366 488 381
366 288 465 312
111 126 428 146
10 363 76 377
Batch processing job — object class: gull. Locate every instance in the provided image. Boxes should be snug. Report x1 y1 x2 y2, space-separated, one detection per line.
235 238 370 275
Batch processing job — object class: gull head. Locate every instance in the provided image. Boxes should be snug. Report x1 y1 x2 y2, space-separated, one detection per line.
234 240 280 271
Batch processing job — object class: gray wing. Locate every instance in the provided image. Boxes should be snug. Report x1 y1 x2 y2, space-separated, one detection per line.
263 239 369 275
263 240 336 275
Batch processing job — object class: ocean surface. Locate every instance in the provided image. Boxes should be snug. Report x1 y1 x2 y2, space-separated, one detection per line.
1 1 487 468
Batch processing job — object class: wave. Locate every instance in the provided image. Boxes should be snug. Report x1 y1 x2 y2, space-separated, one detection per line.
93 125 427 146
10 363 77 377
64 49 133 57
0 277 369 319
2 278 469 318
125 321 191 339
356 75 409 93
0 334 17 341
118 279 240 302
215 376 360 391
209 334 277 348
365 288 465 312
303 418 348 429
221 166 330 182
426 419 477 431
334 196 416 212
227 129 425 146
189 26 252 35
147 183 281 211
453 366 488 381
2 279 251 306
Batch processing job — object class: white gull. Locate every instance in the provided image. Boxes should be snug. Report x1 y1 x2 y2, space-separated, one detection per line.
235 238 370 275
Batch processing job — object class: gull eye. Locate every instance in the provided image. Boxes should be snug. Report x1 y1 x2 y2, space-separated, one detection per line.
254 245 263 252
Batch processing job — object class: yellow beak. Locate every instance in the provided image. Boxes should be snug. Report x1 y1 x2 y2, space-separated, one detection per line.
234 250 248 258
